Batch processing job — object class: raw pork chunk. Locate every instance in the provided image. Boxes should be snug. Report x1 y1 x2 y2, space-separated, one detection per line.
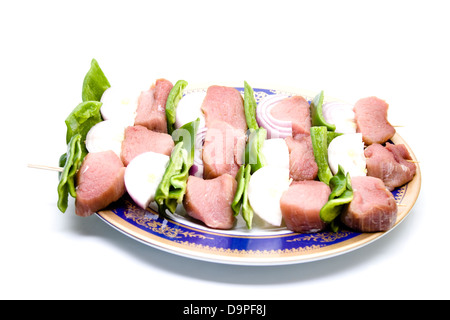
134 78 173 133
121 125 174 166
365 142 416 191
75 150 126 217
183 174 237 229
341 176 398 232
270 95 311 139
285 136 318 181
202 120 246 179
354 96 395 145
280 180 331 233
201 85 247 132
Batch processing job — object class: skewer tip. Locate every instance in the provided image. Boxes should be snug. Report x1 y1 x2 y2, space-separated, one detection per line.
27 164 64 173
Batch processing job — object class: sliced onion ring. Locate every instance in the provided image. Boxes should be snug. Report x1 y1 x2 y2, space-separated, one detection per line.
256 94 293 139
189 126 207 177
322 101 356 134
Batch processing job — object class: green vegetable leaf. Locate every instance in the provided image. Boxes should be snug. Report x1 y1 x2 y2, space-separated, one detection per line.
231 166 246 216
245 127 267 174
234 81 266 228
166 80 188 135
82 58 111 102
231 164 254 229
311 91 336 131
328 165 347 199
320 189 353 224
57 58 110 213
319 165 354 230
155 119 200 216
310 126 333 185
241 164 254 229
242 81 267 173
155 142 187 214
58 152 67 179
346 172 353 191
57 134 83 213
65 100 103 150
244 81 259 130
172 117 200 167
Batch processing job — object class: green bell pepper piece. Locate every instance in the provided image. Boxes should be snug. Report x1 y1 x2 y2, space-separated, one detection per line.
57 133 83 213
319 165 354 231
245 127 267 174
166 80 188 135
242 81 267 173
172 117 199 167
231 164 254 229
82 58 111 102
57 59 110 213
311 91 336 131
244 81 259 130
320 189 353 224
241 164 254 229
64 100 103 155
328 165 347 199
155 142 187 215
232 166 246 216
310 126 333 185
327 131 343 146
155 119 200 215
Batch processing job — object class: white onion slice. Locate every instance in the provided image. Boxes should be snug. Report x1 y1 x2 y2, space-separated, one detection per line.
322 101 356 134
175 91 206 129
124 151 170 209
256 94 292 139
260 138 290 170
100 86 139 127
247 166 291 226
327 133 367 177
85 120 126 158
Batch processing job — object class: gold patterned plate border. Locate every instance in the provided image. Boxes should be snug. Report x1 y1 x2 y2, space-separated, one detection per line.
96 87 421 266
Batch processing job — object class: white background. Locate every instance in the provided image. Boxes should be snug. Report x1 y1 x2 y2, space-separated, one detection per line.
1 0 448 300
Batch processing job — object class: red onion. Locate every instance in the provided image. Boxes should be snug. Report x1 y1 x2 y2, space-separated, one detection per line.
189 126 207 177
256 94 292 139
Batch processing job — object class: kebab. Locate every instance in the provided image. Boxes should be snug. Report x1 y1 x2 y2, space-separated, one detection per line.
30 58 417 234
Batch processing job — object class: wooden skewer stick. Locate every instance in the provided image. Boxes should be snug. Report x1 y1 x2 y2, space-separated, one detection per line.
27 164 64 173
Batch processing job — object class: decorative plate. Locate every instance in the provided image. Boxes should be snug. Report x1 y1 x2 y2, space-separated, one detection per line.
96 86 421 265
